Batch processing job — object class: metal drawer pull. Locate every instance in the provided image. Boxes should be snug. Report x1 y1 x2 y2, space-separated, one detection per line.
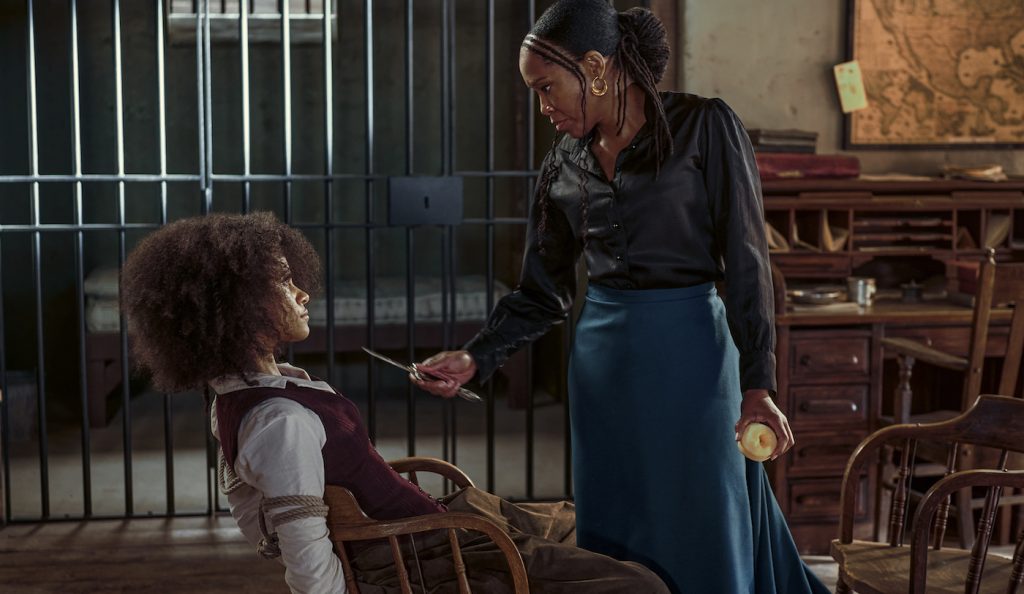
799 400 859 413
797 444 856 458
798 354 861 367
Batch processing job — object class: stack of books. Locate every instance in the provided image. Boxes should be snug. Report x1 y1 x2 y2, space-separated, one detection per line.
754 153 860 181
746 128 860 181
746 129 818 154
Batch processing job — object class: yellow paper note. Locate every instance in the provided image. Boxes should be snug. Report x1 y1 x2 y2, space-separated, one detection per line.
833 60 868 113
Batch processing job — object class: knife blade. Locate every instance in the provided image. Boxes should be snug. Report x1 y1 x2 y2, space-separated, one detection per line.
361 347 483 402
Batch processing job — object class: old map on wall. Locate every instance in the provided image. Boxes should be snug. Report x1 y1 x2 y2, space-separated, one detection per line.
850 0 1024 147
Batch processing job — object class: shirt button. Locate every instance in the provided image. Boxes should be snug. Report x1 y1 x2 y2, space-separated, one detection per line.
612 223 621 230
615 255 624 262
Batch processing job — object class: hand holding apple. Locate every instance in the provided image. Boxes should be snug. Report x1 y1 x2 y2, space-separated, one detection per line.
737 422 778 462
734 389 794 461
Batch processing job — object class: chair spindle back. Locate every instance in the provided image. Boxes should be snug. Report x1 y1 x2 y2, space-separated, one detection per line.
837 395 1024 594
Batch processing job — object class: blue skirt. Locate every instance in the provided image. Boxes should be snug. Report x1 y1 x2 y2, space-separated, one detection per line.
568 283 829 594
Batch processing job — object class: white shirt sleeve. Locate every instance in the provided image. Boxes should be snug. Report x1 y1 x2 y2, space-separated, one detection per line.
232 398 347 594
224 480 266 557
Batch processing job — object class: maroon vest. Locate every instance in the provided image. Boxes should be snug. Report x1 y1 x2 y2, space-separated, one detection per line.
216 383 446 520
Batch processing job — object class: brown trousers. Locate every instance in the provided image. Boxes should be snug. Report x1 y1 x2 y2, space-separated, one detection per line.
349 487 668 593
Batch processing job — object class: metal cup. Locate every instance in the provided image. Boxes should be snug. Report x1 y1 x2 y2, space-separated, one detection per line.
846 277 876 306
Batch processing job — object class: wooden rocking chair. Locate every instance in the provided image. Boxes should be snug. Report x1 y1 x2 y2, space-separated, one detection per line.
832 394 1024 594
324 456 530 594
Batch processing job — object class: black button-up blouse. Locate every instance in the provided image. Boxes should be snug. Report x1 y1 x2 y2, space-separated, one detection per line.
465 92 777 394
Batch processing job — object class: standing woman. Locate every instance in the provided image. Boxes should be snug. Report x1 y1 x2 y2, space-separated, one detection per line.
416 1 828 593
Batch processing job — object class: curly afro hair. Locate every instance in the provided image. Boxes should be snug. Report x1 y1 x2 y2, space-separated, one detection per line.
121 212 322 392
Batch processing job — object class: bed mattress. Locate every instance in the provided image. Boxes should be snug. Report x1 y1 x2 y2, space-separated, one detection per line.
84 268 510 333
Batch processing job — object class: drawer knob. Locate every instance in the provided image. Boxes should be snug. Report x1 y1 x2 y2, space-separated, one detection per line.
850 355 859 365
800 354 812 366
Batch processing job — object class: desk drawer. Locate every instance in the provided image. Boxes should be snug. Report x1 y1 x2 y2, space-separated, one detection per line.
788 476 867 521
791 384 868 425
883 325 1007 359
791 337 870 379
788 431 867 476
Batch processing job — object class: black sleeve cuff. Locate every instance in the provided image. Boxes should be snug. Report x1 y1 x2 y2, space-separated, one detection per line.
463 330 509 385
739 350 777 396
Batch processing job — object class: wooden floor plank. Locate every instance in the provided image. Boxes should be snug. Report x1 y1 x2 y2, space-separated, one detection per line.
1 516 286 593
1 514 853 592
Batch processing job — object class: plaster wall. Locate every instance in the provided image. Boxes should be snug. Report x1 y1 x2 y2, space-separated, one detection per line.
680 0 1023 175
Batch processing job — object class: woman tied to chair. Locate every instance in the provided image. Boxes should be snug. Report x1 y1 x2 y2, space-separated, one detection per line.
120 212 668 594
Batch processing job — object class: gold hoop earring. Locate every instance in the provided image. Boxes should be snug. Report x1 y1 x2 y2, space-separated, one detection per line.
591 76 608 97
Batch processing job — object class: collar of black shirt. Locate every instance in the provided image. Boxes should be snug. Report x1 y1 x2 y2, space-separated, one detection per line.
561 93 661 172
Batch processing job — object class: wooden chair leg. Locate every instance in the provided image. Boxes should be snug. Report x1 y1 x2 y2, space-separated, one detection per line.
835 575 852 594
894 354 915 424
997 498 1013 544
1017 494 1024 535
956 486 976 549
1010 528 1024 589
335 543 361 594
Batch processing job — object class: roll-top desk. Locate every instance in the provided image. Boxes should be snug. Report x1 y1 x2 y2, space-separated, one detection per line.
762 179 1024 553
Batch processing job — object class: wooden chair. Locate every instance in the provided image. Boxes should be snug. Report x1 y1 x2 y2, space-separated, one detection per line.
324 456 530 594
878 251 1024 546
832 394 1024 594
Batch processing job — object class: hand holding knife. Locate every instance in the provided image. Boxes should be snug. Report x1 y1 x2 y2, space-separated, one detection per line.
361 347 483 402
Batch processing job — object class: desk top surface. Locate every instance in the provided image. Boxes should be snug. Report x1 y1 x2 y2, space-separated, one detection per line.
761 178 1024 195
778 299 1012 327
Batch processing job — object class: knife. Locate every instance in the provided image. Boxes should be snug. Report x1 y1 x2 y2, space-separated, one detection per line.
361 347 483 403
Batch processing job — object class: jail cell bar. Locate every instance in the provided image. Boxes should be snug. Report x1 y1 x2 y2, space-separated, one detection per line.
0 0 586 524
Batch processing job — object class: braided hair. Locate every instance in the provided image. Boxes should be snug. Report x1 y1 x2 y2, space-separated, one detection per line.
523 0 672 249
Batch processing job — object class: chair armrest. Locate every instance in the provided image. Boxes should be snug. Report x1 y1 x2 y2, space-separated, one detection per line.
879 337 969 371
327 510 529 593
836 417 982 543
388 457 475 490
911 469 1024 540
837 430 888 544
838 395 1024 544
325 485 375 525
907 469 1024 591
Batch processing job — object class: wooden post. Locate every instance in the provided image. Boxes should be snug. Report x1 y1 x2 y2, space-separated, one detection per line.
650 0 680 91
0 387 4 527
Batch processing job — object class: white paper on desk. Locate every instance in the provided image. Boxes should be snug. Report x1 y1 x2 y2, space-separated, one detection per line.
792 225 821 252
766 221 790 252
984 214 1010 248
820 210 849 252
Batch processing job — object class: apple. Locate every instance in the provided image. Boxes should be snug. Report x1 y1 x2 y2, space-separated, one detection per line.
737 422 778 462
